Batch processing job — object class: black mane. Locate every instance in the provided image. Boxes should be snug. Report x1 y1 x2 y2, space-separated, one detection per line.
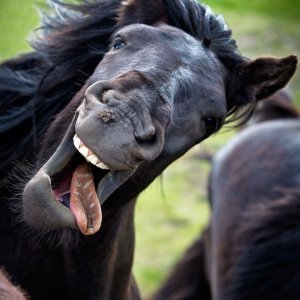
0 0 243 182
226 189 300 300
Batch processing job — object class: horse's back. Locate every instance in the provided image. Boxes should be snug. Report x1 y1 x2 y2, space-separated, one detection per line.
209 119 300 300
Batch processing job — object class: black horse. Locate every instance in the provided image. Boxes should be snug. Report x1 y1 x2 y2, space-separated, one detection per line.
153 92 300 300
0 0 297 299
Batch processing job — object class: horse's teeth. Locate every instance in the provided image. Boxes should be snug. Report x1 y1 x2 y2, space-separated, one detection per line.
73 135 81 149
96 162 109 170
73 134 110 170
78 145 89 158
87 155 109 170
87 154 98 165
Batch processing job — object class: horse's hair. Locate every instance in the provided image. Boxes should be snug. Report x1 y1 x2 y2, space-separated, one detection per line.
225 189 300 300
0 0 244 181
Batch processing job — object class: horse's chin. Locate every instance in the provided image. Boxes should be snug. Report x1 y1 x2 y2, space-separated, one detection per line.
22 115 136 235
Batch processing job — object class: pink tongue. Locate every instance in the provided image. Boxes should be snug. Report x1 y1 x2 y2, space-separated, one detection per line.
70 164 102 235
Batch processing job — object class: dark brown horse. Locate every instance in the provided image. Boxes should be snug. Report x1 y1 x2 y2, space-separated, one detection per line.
0 0 297 299
153 92 300 300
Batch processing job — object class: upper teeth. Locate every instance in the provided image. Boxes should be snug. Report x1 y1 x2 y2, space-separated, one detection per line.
73 135 109 170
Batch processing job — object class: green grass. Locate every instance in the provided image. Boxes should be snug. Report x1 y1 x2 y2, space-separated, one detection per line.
0 0 299 297
0 0 39 60
205 0 300 21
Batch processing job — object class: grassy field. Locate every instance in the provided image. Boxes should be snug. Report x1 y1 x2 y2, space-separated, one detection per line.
0 0 299 297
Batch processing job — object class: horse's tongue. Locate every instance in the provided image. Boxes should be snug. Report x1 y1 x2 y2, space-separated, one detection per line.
70 163 102 235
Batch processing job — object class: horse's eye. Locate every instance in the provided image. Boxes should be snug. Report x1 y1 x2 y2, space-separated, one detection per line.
203 116 220 134
113 39 126 50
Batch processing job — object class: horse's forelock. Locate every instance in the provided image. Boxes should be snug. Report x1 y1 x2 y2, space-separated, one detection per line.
116 0 243 68
117 0 167 27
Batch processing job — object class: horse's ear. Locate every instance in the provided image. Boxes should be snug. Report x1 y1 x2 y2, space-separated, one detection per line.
117 0 167 27
228 55 297 108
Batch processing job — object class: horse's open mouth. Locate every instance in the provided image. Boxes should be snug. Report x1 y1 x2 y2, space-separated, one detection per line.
50 142 107 235
23 114 135 235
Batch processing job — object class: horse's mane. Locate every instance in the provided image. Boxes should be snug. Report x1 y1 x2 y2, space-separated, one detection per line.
0 0 243 181
225 189 300 300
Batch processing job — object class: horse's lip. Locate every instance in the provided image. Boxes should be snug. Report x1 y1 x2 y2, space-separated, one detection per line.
97 169 135 205
23 113 79 230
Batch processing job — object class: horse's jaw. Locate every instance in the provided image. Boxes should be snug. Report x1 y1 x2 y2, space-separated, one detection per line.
22 114 136 235
22 76 168 235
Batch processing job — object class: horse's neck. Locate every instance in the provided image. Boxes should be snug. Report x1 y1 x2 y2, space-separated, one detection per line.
0 196 139 300
62 199 139 300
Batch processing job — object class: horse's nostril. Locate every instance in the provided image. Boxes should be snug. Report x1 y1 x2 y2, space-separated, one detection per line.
85 80 113 104
100 90 109 104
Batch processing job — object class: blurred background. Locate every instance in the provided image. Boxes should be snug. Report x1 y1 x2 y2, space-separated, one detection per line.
0 0 299 297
